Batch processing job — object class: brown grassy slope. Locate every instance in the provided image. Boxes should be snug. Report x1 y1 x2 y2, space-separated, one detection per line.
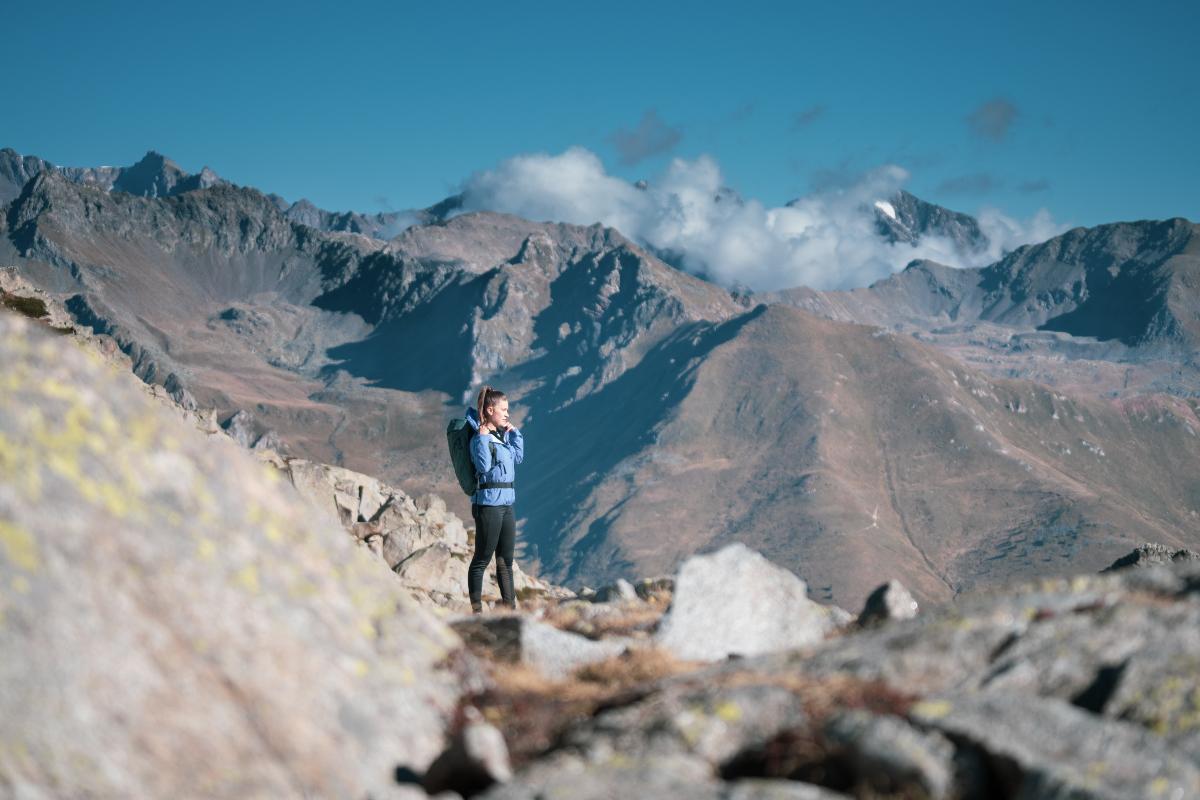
528 303 1200 608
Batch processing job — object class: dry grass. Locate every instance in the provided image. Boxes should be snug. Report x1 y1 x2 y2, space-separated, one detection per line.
538 596 671 640
717 670 916 721
572 646 700 690
465 645 701 767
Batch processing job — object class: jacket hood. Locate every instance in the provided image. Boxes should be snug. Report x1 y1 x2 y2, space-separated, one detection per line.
464 406 481 430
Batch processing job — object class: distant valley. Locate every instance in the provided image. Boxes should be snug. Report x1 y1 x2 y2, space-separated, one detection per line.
3 146 1198 607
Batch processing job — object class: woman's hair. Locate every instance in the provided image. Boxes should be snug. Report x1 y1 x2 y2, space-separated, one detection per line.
477 385 507 423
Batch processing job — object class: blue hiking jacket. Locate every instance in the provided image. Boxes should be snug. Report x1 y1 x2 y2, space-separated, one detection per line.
465 406 524 506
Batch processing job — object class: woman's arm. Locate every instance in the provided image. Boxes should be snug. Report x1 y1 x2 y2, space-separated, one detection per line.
471 432 494 475
507 427 524 465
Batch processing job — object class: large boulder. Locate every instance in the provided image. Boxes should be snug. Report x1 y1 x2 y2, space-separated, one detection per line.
0 315 465 798
655 544 839 661
478 752 848 800
910 691 1200 798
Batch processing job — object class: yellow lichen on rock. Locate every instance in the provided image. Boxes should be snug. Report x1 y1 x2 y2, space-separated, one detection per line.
911 699 953 719
714 700 742 722
0 520 39 572
234 564 260 593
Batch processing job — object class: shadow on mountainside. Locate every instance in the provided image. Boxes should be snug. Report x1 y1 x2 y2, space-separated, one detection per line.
318 269 490 395
514 306 765 583
1037 266 1173 345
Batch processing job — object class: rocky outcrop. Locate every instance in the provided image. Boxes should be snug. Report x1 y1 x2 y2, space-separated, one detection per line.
1101 541 1200 572
261 453 571 610
655 544 842 661
0 314 465 798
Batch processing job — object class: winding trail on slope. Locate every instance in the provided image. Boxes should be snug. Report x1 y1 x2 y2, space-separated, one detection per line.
878 430 956 596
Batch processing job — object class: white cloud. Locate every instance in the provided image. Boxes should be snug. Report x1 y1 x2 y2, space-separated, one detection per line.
455 147 1063 292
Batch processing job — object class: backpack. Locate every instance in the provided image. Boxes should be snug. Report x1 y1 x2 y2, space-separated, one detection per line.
446 417 496 496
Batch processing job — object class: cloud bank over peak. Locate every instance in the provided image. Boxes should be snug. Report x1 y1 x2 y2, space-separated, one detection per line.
455 147 1063 292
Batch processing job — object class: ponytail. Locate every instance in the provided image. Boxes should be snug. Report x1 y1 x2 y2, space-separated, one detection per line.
476 385 506 426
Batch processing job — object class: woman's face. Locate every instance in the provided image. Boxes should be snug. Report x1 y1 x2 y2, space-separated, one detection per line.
487 399 510 427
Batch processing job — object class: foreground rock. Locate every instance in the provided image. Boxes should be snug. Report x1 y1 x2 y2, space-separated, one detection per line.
479 753 848 800
453 616 632 679
470 557 1200 798
0 315 464 798
655 544 841 661
910 690 1200 798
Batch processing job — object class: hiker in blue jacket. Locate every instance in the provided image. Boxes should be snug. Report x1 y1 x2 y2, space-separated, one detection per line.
465 385 524 613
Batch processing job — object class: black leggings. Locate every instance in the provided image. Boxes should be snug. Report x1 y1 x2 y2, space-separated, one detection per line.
469 504 516 604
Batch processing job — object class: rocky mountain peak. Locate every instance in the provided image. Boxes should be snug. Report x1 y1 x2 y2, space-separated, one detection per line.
873 189 989 254
0 147 229 207
111 149 226 197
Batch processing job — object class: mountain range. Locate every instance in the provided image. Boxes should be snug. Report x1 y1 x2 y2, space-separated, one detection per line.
3 146 1198 607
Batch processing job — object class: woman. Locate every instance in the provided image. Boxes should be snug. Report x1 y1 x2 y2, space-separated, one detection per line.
465 385 524 613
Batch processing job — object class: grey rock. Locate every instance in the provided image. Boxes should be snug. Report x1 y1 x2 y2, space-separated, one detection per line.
382 527 423 569
422 707 513 797
396 542 466 597
251 429 283 452
857 580 919 627
222 408 258 448
635 575 675 600
162 372 196 412
480 751 850 800
0 315 464 798
560 680 810 768
822 710 954 799
1099 615 1200 753
910 690 1200 799
1102 541 1200 572
417 492 449 516
656 544 837 661
477 752 719 800
782 572 1130 695
826 605 855 628
594 577 639 603
452 616 629 679
722 781 849 799
356 478 388 522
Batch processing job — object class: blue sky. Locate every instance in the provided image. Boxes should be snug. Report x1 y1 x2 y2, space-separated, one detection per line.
6 0 1197 229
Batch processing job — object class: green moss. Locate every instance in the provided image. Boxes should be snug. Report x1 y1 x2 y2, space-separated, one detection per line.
0 292 48 320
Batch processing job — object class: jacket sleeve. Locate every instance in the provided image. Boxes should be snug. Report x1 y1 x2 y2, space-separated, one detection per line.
471 432 493 476
507 427 524 465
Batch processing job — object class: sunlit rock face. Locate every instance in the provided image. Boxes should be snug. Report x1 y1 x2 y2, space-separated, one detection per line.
0 313 465 799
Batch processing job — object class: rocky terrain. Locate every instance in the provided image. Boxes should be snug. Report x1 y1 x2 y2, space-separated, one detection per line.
5 294 1200 798
2 147 1199 611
